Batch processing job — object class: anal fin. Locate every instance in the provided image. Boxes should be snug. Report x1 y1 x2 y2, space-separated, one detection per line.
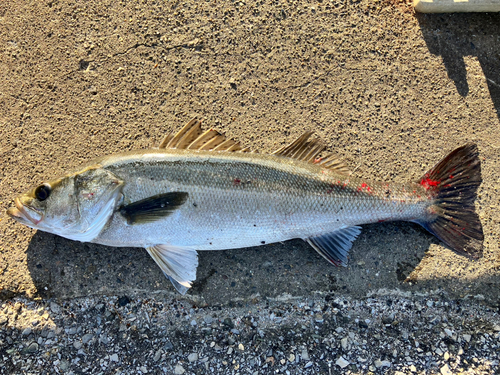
306 226 361 266
146 245 199 295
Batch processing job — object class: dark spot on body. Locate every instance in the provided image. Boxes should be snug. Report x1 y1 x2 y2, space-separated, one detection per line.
261 241 265 244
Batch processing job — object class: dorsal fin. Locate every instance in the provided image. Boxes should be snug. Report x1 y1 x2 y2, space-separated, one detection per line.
158 120 349 173
158 118 244 152
273 132 350 175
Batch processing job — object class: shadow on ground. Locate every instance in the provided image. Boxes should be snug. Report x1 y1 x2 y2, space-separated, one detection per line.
416 12 500 120
23 222 500 307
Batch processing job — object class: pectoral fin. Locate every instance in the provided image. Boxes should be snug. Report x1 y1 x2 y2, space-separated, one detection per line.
306 226 362 266
146 244 198 295
120 192 188 225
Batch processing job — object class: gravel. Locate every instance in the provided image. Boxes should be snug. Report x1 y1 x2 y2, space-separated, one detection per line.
0 292 499 374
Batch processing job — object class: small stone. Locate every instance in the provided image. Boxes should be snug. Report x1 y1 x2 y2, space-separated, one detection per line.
154 349 162 362
314 314 324 323
174 364 185 374
22 342 39 354
440 364 452 375
227 347 233 355
288 354 295 362
444 328 453 337
336 356 349 368
223 318 234 328
374 359 391 368
382 315 394 325
50 302 61 314
188 353 198 362
463 334 471 342
204 316 213 324
59 359 70 371
493 325 500 332
301 349 310 361
231 328 240 335
238 343 244 351
73 341 82 350
68 327 77 335
410 365 417 372
190 320 197 326
110 353 119 362
22 327 32 336
444 351 450 361
81 333 93 344
139 366 147 373
340 337 349 350
304 361 313 369
164 341 174 351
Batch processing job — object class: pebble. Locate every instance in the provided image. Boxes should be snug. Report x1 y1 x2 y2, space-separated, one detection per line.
22 342 38 354
440 364 452 375
0 294 498 375
301 349 310 361
50 302 61 314
174 364 185 374
336 356 349 368
340 337 349 350
374 359 391 368
82 333 93 344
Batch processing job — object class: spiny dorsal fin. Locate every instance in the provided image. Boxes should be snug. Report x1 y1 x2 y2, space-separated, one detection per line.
273 132 350 175
158 118 244 152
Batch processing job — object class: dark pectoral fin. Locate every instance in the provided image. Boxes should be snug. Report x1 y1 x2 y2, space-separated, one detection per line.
306 226 362 267
120 192 188 225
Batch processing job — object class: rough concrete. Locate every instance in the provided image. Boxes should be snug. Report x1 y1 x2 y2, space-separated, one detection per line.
0 1 499 309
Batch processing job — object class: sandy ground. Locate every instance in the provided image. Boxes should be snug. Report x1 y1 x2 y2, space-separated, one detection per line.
0 0 499 311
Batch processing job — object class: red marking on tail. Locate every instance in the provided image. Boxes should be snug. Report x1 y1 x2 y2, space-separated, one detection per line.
420 174 441 190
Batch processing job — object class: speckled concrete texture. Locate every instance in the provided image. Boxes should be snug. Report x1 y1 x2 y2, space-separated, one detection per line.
0 1 499 307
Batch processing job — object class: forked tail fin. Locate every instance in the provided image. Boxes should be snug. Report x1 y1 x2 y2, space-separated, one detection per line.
417 144 484 259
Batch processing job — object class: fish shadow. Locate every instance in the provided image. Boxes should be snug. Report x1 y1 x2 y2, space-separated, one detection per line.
416 12 500 120
25 222 499 306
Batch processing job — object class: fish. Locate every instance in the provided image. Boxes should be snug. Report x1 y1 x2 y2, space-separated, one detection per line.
7 118 484 294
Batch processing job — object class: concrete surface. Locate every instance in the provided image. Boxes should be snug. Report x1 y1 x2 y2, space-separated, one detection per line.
0 1 499 309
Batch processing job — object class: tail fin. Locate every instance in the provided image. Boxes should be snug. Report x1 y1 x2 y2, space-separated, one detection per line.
418 144 484 259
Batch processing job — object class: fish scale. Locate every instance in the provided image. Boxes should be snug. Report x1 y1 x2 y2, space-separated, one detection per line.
6 119 484 294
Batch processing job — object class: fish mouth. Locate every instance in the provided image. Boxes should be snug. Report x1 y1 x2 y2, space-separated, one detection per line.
6 197 43 226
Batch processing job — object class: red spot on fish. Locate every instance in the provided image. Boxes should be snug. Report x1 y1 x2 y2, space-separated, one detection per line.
314 158 323 163
449 175 454 179
233 178 241 186
357 182 372 193
378 219 386 223
420 174 441 190
444 184 451 188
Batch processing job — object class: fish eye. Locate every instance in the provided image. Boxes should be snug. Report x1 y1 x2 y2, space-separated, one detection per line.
35 183 51 201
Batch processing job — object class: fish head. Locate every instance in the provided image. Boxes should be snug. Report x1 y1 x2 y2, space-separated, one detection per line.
7 167 123 241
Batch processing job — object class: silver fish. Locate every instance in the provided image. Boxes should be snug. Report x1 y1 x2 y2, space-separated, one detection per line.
7 119 484 294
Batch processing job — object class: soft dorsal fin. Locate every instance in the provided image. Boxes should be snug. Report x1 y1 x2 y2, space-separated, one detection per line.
158 118 244 152
273 132 350 175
